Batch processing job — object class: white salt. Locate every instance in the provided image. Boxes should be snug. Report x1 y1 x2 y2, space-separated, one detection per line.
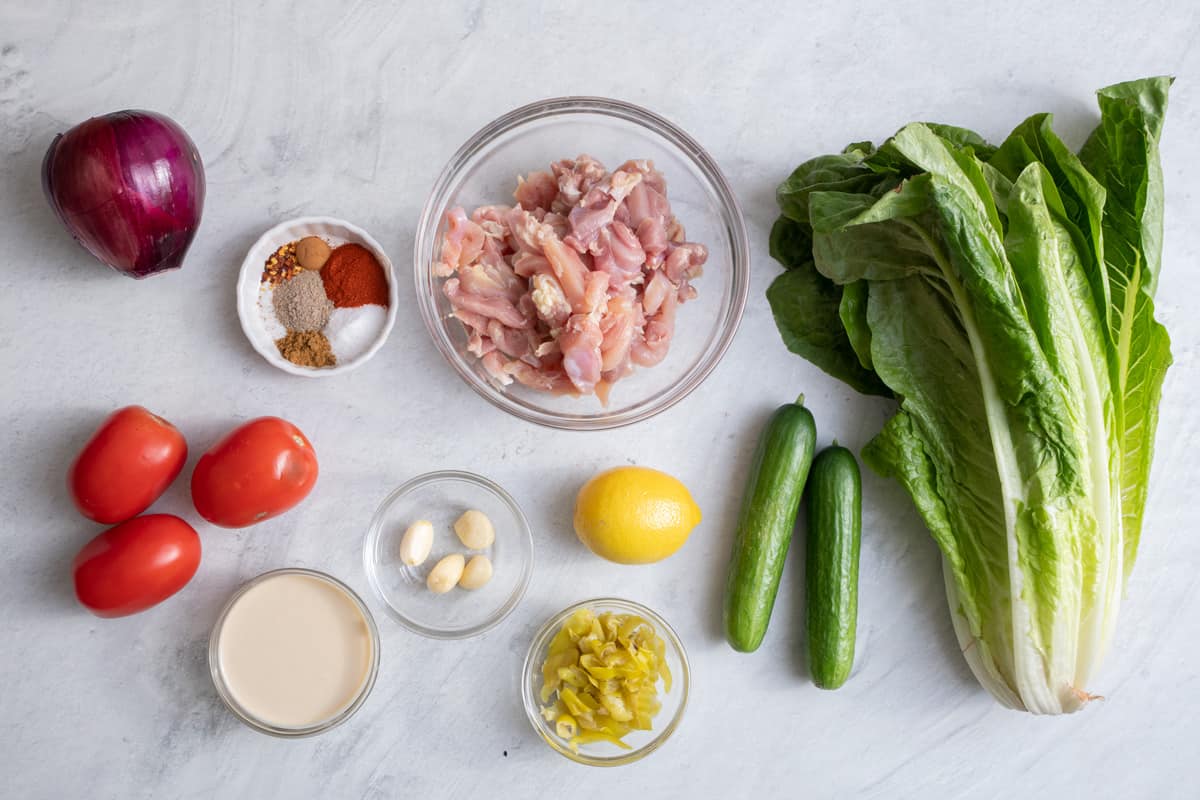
259 287 287 340
325 305 387 363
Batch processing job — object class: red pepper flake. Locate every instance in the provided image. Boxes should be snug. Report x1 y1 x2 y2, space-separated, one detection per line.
261 241 301 286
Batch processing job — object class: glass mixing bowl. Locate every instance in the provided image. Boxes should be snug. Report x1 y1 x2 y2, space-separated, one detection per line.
521 598 690 766
414 97 749 430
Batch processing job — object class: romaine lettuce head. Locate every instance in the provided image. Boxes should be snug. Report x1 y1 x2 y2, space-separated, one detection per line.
767 77 1173 713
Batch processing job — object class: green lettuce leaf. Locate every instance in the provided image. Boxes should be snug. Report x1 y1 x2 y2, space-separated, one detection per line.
1078 77 1174 578
837 281 873 370
776 146 881 224
765 259 892 397
767 200 891 397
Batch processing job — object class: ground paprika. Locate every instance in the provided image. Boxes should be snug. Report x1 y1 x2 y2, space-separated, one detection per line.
320 243 389 307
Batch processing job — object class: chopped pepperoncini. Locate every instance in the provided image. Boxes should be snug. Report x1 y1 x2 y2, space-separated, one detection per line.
539 608 670 753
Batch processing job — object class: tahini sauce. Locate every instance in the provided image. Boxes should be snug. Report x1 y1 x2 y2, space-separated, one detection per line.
217 573 373 728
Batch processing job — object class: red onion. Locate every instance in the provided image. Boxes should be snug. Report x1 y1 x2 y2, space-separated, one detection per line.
42 110 205 279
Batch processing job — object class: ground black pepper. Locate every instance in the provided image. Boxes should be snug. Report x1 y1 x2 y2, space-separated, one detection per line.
273 270 333 331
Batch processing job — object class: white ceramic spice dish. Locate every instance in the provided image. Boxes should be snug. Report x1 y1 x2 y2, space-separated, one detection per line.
236 216 399 377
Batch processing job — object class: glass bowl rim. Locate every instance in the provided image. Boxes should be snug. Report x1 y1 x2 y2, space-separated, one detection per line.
362 469 534 640
520 596 691 767
414 95 750 431
207 567 382 738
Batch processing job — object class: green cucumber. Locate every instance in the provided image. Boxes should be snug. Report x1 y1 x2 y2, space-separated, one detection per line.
805 444 862 688
724 396 816 652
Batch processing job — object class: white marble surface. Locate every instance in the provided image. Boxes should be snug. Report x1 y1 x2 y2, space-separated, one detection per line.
2 2 1198 798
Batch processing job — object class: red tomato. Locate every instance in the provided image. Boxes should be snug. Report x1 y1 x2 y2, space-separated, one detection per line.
69 406 188 524
72 514 201 617
190 417 318 528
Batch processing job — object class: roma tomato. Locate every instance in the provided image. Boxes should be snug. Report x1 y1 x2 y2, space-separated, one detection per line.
72 514 201 617
69 405 188 524
191 417 318 528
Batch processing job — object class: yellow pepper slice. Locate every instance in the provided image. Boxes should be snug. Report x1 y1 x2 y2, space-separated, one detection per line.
555 714 577 739
571 730 633 752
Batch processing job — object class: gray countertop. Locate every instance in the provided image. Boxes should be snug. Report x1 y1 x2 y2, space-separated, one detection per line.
2 1 1198 797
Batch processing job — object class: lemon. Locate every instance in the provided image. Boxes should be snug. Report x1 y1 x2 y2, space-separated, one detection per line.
573 467 701 564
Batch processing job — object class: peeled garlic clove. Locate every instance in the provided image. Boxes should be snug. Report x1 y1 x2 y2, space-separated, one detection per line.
399 520 434 566
453 509 495 550
458 554 493 590
427 553 466 594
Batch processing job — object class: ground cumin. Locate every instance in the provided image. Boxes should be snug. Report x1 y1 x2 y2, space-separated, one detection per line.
276 330 336 368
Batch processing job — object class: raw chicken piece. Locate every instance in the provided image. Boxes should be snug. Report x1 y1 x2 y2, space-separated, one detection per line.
470 205 512 242
565 193 618 252
504 360 578 394
602 356 635 385
540 235 589 312
435 155 706 402
541 212 570 240
616 159 667 194
599 294 637 372
608 169 643 201
436 208 486 276
467 330 494 358
551 155 607 213
470 204 511 225
642 270 674 316
513 252 553 278
534 339 561 359
516 292 538 324
666 217 687 243
582 271 610 316
452 306 491 334
530 273 571 328
597 351 636 406
443 278 531 330
636 217 669 264
664 242 708 283
478 236 510 270
558 314 604 394
591 221 646 285
625 182 672 229
564 169 643 251
514 170 558 211
487 320 538 360
482 351 512 385
507 207 550 254
632 291 677 368
594 380 614 407
455 307 494 359
459 259 524 305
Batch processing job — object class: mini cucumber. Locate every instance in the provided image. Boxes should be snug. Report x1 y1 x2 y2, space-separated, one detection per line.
805 444 862 689
723 396 816 652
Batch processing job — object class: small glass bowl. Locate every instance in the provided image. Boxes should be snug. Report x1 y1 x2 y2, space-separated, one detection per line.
208 568 381 738
521 598 690 766
415 97 750 430
363 470 533 639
